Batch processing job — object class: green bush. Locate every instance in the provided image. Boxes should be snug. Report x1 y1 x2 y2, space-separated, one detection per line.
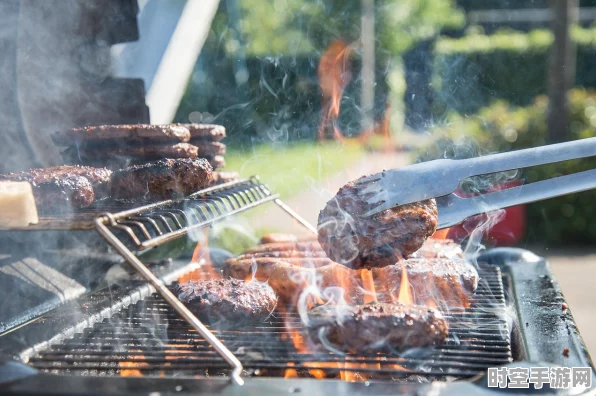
418 89 596 245
434 27 596 115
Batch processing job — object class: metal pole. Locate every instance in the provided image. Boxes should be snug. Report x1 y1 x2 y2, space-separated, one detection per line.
360 0 376 134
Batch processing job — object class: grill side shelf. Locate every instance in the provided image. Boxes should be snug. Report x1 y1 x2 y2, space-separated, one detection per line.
99 178 280 252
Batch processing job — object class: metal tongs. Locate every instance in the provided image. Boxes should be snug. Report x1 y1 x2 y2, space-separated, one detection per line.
358 137 596 229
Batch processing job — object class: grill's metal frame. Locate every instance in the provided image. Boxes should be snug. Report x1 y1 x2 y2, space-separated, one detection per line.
93 177 317 386
2 248 595 395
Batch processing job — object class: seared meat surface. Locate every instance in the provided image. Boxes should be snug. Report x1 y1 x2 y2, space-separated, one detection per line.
259 233 299 244
244 241 323 255
0 165 112 211
30 176 94 212
52 124 191 145
224 257 359 304
306 302 448 353
211 171 239 185
206 155 226 169
110 158 213 201
63 141 225 161
318 176 438 269
176 278 277 324
408 238 464 259
182 124 226 142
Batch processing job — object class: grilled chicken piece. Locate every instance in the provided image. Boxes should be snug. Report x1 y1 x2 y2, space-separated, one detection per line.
306 302 448 353
110 158 213 201
51 124 191 146
317 176 438 269
408 238 464 259
0 165 112 211
176 278 277 324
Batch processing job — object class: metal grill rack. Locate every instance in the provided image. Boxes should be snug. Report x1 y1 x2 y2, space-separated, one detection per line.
28 265 511 380
93 177 317 385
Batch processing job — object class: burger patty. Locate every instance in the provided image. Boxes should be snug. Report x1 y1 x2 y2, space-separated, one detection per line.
211 171 239 185
110 158 213 201
52 124 191 146
317 176 438 269
407 238 464 260
372 258 478 309
259 233 299 244
244 241 323 255
223 257 359 304
206 155 226 169
176 278 277 324
62 142 226 161
0 165 112 211
181 124 226 142
306 302 448 353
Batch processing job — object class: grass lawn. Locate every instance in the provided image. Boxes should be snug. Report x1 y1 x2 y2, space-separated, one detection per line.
222 141 365 200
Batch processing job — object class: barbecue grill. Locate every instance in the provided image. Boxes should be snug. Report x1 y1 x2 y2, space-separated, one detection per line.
0 177 594 395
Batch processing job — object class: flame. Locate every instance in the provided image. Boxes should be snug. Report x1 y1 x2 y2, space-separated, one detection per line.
179 229 221 283
426 298 438 310
397 264 413 305
381 103 392 152
360 269 378 304
284 363 299 379
119 349 148 377
431 228 451 240
318 40 353 141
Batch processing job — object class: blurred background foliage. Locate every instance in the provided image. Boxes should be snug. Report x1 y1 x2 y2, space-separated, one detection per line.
173 0 596 246
434 27 596 115
175 0 464 145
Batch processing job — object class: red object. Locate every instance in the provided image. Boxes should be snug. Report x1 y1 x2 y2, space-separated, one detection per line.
441 180 526 246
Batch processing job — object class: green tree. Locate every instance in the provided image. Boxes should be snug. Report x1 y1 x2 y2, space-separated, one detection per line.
235 0 464 56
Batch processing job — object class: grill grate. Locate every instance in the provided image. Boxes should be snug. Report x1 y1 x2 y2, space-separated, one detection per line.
28 265 512 380
97 177 280 251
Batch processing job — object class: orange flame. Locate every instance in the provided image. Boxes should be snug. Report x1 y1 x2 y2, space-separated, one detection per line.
426 298 438 310
284 362 299 379
397 264 413 305
431 228 451 240
119 349 148 377
179 229 221 283
360 269 378 304
318 40 353 141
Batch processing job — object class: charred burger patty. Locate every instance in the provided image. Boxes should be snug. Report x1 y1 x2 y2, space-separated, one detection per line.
110 158 213 201
306 302 448 353
176 278 277 324
317 177 438 269
0 165 112 211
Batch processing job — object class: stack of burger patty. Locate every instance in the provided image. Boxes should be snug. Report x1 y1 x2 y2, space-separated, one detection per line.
52 124 237 184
